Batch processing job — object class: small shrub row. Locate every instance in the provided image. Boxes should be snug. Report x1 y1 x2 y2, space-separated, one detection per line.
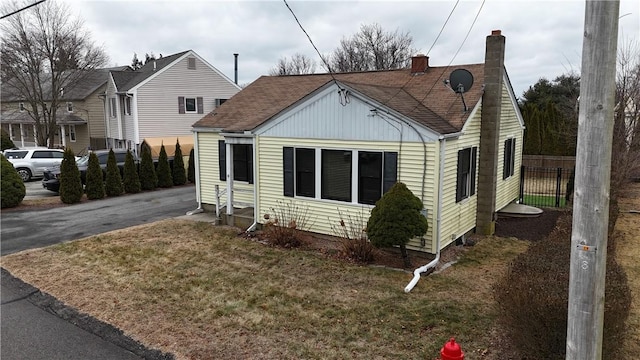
262 200 314 248
331 209 375 263
493 211 631 359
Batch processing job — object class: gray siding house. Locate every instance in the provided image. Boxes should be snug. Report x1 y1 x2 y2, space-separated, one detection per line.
104 50 241 154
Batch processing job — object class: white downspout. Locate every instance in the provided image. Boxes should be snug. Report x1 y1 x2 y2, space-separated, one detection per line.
246 135 258 232
405 136 446 293
186 131 204 215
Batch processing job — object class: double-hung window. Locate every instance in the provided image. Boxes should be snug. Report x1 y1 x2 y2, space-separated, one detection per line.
69 125 76 142
456 146 477 202
66 102 73 112
283 147 397 205
109 98 117 117
503 138 516 179
178 96 203 114
123 97 132 116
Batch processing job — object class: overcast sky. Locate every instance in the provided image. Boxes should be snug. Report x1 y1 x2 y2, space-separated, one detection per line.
61 0 639 98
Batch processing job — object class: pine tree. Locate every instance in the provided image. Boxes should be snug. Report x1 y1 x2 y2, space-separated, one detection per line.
139 146 157 191
367 182 428 267
172 140 186 185
104 149 123 196
59 148 83 204
156 144 173 188
84 152 105 200
1 154 25 208
187 148 195 183
123 150 141 193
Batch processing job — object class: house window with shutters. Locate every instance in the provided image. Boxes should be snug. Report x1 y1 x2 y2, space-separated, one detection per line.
218 140 253 183
283 147 397 205
178 96 203 114
456 146 477 202
503 138 516 179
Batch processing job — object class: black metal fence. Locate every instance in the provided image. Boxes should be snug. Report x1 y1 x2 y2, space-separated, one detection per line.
519 166 574 208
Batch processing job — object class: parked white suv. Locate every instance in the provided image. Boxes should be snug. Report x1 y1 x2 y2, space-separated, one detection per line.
3 148 66 182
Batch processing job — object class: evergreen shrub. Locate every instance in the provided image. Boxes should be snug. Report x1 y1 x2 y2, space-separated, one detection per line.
123 150 141 194
1 154 25 208
172 140 186 185
104 149 123 197
187 148 195 183
85 152 105 200
156 144 173 188
139 146 157 191
59 148 83 204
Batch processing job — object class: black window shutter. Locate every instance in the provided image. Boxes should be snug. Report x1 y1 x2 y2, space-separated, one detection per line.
283 147 294 197
248 145 254 184
218 140 226 181
470 146 477 196
456 150 464 202
178 97 185 114
383 152 398 194
510 139 516 177
197 97 204 114
503 140 510 180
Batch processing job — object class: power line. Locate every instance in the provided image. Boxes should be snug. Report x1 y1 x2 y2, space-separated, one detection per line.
0 0 46 20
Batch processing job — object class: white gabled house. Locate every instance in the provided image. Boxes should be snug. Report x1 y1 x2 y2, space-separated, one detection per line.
103 50 241 154
191 30 525 255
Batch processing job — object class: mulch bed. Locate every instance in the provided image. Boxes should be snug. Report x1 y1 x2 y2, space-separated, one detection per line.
495 209 564 241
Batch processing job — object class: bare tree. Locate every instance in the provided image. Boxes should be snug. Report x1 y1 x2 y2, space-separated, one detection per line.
326 23 415 73
611 39 640 199
269 53 316 76
0 0 108 147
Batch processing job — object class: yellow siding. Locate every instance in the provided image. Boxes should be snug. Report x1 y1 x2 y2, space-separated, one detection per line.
439 108 481 250
258 137 438 252
496 85 524 211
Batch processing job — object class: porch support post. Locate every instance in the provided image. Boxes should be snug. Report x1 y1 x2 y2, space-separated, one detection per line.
226 142 234 215
60 125 67 148
19 124 25 148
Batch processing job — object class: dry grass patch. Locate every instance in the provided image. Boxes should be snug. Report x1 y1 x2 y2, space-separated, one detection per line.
616 182 640 358
1 220 528 360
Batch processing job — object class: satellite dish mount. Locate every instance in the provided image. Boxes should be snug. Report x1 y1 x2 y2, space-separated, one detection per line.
448 69 474 112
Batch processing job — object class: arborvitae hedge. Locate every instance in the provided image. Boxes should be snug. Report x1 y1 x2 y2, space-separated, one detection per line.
1 129 15 151
1 154 25 208
172 140 186 186
104 149 123 197
187 148 195 183
139 146 157 191
123 150 141 194
367 182 427 267
59 148 83 204
85 152 105 200
156 144 173 188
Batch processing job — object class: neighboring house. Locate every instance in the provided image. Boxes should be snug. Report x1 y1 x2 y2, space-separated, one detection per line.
0 69 121 154
191 30 524 254
103 50 241 155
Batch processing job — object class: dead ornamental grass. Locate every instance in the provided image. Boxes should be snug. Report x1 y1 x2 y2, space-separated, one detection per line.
1 220 529 360
616 182 640 358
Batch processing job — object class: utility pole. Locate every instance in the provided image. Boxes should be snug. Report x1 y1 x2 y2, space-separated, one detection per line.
566 1 620 359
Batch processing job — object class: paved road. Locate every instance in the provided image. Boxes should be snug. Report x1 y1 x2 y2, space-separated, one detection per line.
1 186 197 255
1 186 197 359
23 179 59 200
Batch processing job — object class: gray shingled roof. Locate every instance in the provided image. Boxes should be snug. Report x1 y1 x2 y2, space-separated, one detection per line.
110 51 190 92
1 68 112 102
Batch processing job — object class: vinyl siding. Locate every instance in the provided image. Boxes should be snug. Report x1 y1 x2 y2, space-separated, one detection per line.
496 85 524 211
85 85 107 139
257 136 438 252
105 79 120 139
136 56 240 143
439 108 481 250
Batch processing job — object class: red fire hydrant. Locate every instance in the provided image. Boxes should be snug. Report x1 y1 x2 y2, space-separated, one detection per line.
440 337 464 360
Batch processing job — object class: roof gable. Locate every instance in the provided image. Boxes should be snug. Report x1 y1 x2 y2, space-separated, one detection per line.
193 64 487 135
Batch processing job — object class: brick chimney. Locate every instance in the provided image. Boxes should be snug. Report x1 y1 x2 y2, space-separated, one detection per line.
411 54 429 73
475 30 506 235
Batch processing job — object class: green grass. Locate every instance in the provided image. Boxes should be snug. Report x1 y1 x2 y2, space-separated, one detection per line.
522 194 567 208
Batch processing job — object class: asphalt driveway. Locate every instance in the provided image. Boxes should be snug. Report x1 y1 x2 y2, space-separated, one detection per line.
1 185 197 255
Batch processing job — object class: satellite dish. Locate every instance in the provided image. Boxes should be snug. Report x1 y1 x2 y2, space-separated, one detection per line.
449 69 474 93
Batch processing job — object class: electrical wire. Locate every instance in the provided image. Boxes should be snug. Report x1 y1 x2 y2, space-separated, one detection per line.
0 0 46 20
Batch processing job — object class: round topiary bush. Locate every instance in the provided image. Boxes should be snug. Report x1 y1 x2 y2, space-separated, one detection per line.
59 148 83 204
1 154 26 208
172 140 186 186
85 152 105 200
104 149 123 197
123 150 141 194
156 144 173 188
367 182 427 267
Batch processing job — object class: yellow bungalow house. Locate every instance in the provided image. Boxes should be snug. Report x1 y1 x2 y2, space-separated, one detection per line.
191 30 524 255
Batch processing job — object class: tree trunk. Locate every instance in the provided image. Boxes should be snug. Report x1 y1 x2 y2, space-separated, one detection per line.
399 243 411 268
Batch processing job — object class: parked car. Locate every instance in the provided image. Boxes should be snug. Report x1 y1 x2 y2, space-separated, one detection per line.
3 148 66 182
42 149 138 193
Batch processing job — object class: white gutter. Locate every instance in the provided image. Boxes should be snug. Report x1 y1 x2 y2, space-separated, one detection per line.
405 136 446 293
246 135 258 232
186 130 203 215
